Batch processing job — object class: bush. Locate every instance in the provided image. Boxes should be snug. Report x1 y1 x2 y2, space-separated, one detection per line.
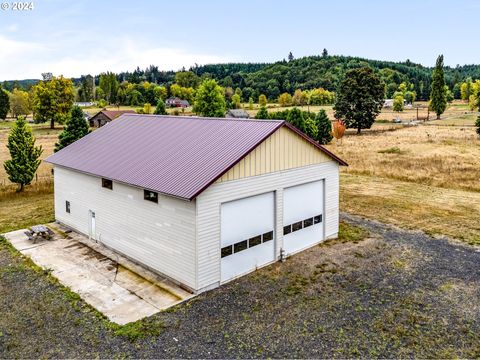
476 116 480 136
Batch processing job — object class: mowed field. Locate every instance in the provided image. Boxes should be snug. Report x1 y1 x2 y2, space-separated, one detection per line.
0 104 479 245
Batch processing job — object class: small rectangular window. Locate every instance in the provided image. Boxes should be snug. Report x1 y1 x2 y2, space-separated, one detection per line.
144 190 158 203
292 221 303 232
102 178 113 190
304 218 313 228
314 214 323 224
283 225 292 235
66 201 70 213
262 231 273 242
221 245 233 258
249 235 262 248
234 240 248 253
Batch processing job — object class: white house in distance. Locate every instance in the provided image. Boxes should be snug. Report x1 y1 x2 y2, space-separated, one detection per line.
45 114 347 294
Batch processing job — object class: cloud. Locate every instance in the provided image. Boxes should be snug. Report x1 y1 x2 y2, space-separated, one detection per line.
0 35 232 81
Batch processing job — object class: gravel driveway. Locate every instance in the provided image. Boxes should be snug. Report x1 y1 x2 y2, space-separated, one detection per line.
1 214 479 358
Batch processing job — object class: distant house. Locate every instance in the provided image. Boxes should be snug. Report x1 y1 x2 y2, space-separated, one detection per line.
226 109 250 119
383 99 394 108
165 97 190 108
89 110 136 128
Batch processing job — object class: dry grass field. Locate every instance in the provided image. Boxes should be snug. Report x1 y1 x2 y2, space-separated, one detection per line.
327 125 480 244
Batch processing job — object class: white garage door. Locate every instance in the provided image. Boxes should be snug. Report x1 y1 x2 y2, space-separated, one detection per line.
220 192 275 282
283 180 324 255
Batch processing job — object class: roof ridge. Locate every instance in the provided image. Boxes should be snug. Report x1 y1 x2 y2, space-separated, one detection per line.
120 113 285 124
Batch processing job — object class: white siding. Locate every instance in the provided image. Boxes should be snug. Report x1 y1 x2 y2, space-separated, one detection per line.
54 166 197 290
196 161 339 291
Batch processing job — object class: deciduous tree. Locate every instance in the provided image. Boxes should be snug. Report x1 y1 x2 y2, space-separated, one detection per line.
278 92 292 107
334 67 384 134
429 55 447 119
54 106 90 152
193 79 226 117
33 76 75 129
393 95 404 112
9 89 31 118
4 117 42 191
258 94 267 107
99 72 119 104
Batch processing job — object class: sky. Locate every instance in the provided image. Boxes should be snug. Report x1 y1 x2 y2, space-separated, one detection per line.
0 0 479 81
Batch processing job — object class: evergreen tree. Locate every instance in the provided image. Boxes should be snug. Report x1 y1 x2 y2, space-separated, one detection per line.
0 86 9 120
304 117 318 139
54 106 90 152
475 115 480 137
322 48 328 57
154 98 167 115
315 109 333 144
4 117 43 192
430 55 447 119
288 51 294 62
286 107 306 133
334 67 384 134
255 106 269 119
193 79 226 117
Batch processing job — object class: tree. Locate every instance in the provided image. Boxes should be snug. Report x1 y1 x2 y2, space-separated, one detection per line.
248 97 254 110
334 67 384 134
304 118 318 139
461 78 472 100
154 98 167 115
429 55 447 119
77 75 95 102
143 103 152 114
258 94 267 107
286 107 306 133
231 94 241 109
278 92 292 107
0 86 10 119
476 115 480 137
288 51 294 62
292 89 308 106
175 71 200 88
315 109 333 144
99 72 119 104
193 79 226 117
54 106 90 152
33 76 75 129
255 106 269 119
9 89 31 118
4 117 43 191
393 95 404 112
322 48 328 57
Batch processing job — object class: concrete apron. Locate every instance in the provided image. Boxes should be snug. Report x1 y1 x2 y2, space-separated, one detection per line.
3 226 194 325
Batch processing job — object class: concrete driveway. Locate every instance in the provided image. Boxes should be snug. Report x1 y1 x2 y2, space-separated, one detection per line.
3 225 193 325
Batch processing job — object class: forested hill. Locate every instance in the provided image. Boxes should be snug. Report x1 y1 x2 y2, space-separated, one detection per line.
3 55 480 100
191 55 480 100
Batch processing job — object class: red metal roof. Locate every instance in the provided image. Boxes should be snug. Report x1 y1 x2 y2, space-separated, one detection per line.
45 114 346 200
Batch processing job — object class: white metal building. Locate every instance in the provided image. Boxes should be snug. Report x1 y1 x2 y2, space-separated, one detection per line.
46 114 347 293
